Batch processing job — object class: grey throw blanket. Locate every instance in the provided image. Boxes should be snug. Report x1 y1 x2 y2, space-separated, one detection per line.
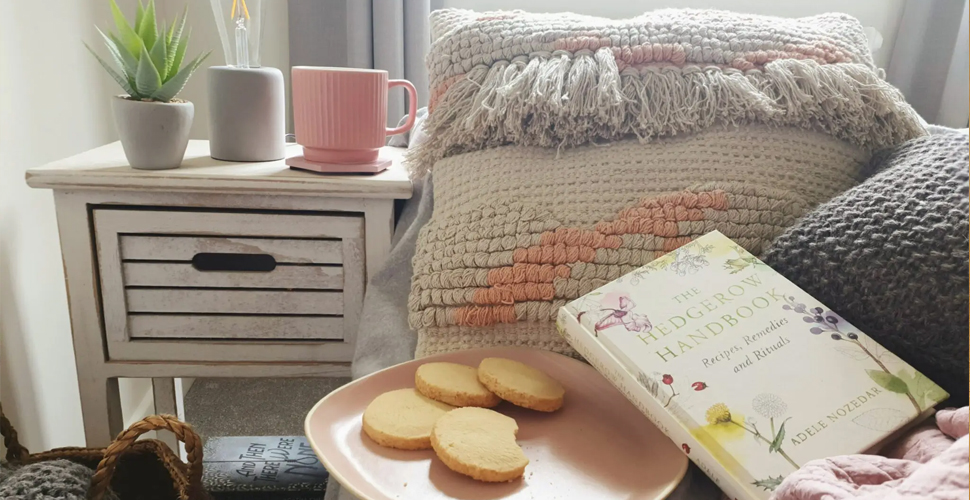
350 173 433 379
764 129 970 407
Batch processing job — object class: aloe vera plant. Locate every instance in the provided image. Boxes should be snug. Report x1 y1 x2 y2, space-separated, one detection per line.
86 0 210 102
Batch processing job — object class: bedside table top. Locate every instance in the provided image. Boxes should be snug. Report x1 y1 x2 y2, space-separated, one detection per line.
26 140 413 199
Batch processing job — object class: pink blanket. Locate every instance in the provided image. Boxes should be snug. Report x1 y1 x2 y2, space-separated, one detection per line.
773 407 969 500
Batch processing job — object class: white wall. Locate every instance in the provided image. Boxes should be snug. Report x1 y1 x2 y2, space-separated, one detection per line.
1 0 116 450
1 0 290 450
440 0 905 68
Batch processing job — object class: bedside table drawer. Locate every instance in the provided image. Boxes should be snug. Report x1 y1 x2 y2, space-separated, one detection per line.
92 207 365 363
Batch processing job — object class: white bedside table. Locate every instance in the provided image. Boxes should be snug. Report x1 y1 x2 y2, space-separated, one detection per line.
26 140 411 448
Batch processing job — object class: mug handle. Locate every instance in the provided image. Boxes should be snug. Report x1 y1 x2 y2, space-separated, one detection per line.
386 79 418 136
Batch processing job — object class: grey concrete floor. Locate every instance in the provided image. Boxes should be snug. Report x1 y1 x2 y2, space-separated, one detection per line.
184 377 349 438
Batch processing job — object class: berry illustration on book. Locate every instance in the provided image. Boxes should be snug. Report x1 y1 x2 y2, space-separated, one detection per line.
781 296 945 420
557 230 949 500
656 373 708 409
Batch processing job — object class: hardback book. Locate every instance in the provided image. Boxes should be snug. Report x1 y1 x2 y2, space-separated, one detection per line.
202 436 328 499
555 230 948 500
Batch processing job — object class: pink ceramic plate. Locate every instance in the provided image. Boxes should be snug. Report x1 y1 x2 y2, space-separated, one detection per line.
305 347 688 500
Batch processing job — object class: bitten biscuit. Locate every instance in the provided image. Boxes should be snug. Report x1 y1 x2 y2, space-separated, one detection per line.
477 358 565 412
416 362 502 407
362 388 454 450
431 407 529 482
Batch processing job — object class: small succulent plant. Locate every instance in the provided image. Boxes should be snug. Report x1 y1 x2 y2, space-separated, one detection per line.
86 0 210 102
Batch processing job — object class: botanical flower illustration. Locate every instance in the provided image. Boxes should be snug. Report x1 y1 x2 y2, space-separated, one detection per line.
744 417 759 442
752 476 785 492
681 443 691 454
691 382 708 391
706 403 733 424
722 245 764 274
782 296 922 413
627 240 714 284
668 248 711 276
572 292 601 326
703 397 799 489
593 293 652 336
752 393 788 419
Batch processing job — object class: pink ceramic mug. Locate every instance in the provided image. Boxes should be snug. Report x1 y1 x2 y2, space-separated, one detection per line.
292 66 417 164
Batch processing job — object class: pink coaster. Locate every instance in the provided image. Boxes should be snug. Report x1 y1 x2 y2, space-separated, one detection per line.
286 155 392 174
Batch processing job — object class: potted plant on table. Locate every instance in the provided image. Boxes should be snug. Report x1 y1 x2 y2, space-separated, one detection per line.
86 0 210 170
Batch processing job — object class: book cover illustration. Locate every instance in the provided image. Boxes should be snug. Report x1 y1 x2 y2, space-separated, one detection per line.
562 231 947 495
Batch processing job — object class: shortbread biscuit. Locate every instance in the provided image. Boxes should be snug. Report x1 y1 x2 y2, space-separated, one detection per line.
431 407 528 482
416 362 502 407
362 388 454 450
477 358 565 412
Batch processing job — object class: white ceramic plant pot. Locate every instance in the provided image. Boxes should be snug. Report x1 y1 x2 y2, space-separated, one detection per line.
111 96 194 170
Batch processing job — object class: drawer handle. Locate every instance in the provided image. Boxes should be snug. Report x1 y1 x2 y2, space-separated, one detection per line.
191 253 277 272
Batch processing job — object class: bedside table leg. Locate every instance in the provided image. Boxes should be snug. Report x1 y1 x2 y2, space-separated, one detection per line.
152 377 181 452
76 375 124 447
54 192 123 447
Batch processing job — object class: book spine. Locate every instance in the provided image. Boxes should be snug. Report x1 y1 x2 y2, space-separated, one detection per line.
556 310 755 500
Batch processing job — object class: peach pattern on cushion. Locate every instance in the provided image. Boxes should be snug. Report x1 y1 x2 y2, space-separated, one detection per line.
408 126 870 356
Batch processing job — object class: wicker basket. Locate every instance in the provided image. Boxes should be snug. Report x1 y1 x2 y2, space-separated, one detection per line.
1 404 208 500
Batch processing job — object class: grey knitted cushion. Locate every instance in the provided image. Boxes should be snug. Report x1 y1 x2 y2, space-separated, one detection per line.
763 130 969 407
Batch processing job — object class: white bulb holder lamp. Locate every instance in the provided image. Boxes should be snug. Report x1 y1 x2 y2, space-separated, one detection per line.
207 0 285 162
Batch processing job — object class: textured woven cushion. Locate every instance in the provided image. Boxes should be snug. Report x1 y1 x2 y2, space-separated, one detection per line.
409 125 870 356
411 8 925 175
763 131 970 406
407 7 925 360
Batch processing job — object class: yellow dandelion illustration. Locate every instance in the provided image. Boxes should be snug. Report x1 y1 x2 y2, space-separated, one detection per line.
706 403 733 425
698 401 800 470
701 403 745 442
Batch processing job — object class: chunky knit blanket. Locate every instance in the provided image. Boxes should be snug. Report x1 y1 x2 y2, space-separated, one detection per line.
0 460 118 500
774 407 969 500
411 8 925 175
763 130 970 407
407 8 926 357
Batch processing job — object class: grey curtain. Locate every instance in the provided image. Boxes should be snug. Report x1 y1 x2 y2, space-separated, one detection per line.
287 0 432 127
887 0 970 127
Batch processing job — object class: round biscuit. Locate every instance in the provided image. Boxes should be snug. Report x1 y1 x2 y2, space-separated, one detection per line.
477 357 565 412
431 407 528 482
415 362 501 407
361 388 454 450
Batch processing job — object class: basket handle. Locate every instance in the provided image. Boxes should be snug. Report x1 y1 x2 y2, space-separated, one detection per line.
89 414 204 500
0 403 30 462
